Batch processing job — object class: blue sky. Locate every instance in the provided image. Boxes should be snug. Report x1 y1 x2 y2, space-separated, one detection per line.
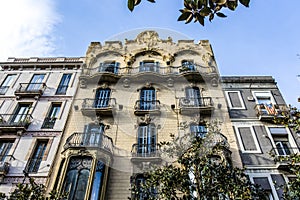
0 0 299 106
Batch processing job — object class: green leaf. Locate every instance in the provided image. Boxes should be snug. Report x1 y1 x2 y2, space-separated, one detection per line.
199 7 212 16
216 12 227 18
185 13 194 24
128 0 135 11
147 0 156 3
239 0 250 7
198 16 205 26
177 11 192 21
209 13 214 21
227 1 238 11
134 0 141 6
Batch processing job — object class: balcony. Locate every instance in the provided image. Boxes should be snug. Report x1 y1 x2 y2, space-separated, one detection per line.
0 114 32 134
271 147 300 169
134 100 161 115
131 144 162 164
81 98 116 116
41 117 56 129
63 132 113 154
80 63 120 84
15 83 46 99
139 63 159 73
178 97 214 115
255 104 289 121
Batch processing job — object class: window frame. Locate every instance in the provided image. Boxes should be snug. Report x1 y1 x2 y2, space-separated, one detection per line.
249 174 277 200
137 123 157 155
266 126 299 156
25 140 48 173
225 91 246 109
56 73 72 95
0 74 17 95
0 140 15 162
41 103 62 129
252 91 276 105
234 126 261 153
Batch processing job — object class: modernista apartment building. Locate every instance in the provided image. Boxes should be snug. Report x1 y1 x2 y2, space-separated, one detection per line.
0 31 297 200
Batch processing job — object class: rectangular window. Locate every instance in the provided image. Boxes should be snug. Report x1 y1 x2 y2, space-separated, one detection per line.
225 91 245 109
180 60 195 72
235 126 261 153
0 140 14 161
253 91 275 105
11 103 31 125
41 103 61 129
27 74 45 91
56 74 72 95
26 140 48 173
0 74 16 95
253 177 274 200
269 127 292 156
190 124 207 138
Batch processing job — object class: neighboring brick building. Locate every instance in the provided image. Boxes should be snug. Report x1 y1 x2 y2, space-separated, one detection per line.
0 57 83 194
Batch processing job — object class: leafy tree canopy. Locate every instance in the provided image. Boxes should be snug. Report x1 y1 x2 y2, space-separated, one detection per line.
127 0 250 26
130 121 267 199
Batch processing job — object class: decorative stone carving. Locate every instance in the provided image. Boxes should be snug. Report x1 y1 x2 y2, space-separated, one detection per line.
136 31 161 47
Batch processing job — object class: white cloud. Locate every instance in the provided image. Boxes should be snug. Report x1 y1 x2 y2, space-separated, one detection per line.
0 0 61 61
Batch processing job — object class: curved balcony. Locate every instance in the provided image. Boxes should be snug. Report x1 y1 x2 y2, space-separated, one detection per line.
15 83 46 99
81 63 121 83
0 114 32 134
131 144 162 164
81 98 116 116
63 132 113 155
178 97 214 115
255 104 289 121
134 100 161 115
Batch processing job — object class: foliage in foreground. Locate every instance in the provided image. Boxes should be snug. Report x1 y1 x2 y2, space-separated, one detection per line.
130 121 267 199
0 177 65 200
127 0 250 26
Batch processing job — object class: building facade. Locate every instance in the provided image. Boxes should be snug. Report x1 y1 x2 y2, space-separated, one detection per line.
222 76 298 200
0 31 297 200
0 57 83 194
46 31 241 200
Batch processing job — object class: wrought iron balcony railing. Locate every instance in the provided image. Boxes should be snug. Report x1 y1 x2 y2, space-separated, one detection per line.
139 63 160 73
0 161 10 176
63 132 113 153
81 98 116 116
134 100 161 115
131 144 161 157
41 117 57 129
98 63 119 74
179 97 213 108
15 83 46 97
134 100 160 111
0 114 33 129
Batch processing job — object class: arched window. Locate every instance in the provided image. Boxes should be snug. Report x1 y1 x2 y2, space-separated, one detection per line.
62 156 92 200
139 87 156 110
181 60 195 71
185 87 201 106
94 88 111 108
137 124 156 156
190 123 207 138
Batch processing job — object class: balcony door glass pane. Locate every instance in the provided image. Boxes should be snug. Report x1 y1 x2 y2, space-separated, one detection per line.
56 74 72 94
0 74 16 94
140 88 155 110
83 124 104 145
62 156 92 200
27 74 45 91
0 141 14 161
12 104 30 123
190 124 207 138
185 87 201 106
26 140 47 173
138 124 156 155
94 89 111 108
90 160 105 200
